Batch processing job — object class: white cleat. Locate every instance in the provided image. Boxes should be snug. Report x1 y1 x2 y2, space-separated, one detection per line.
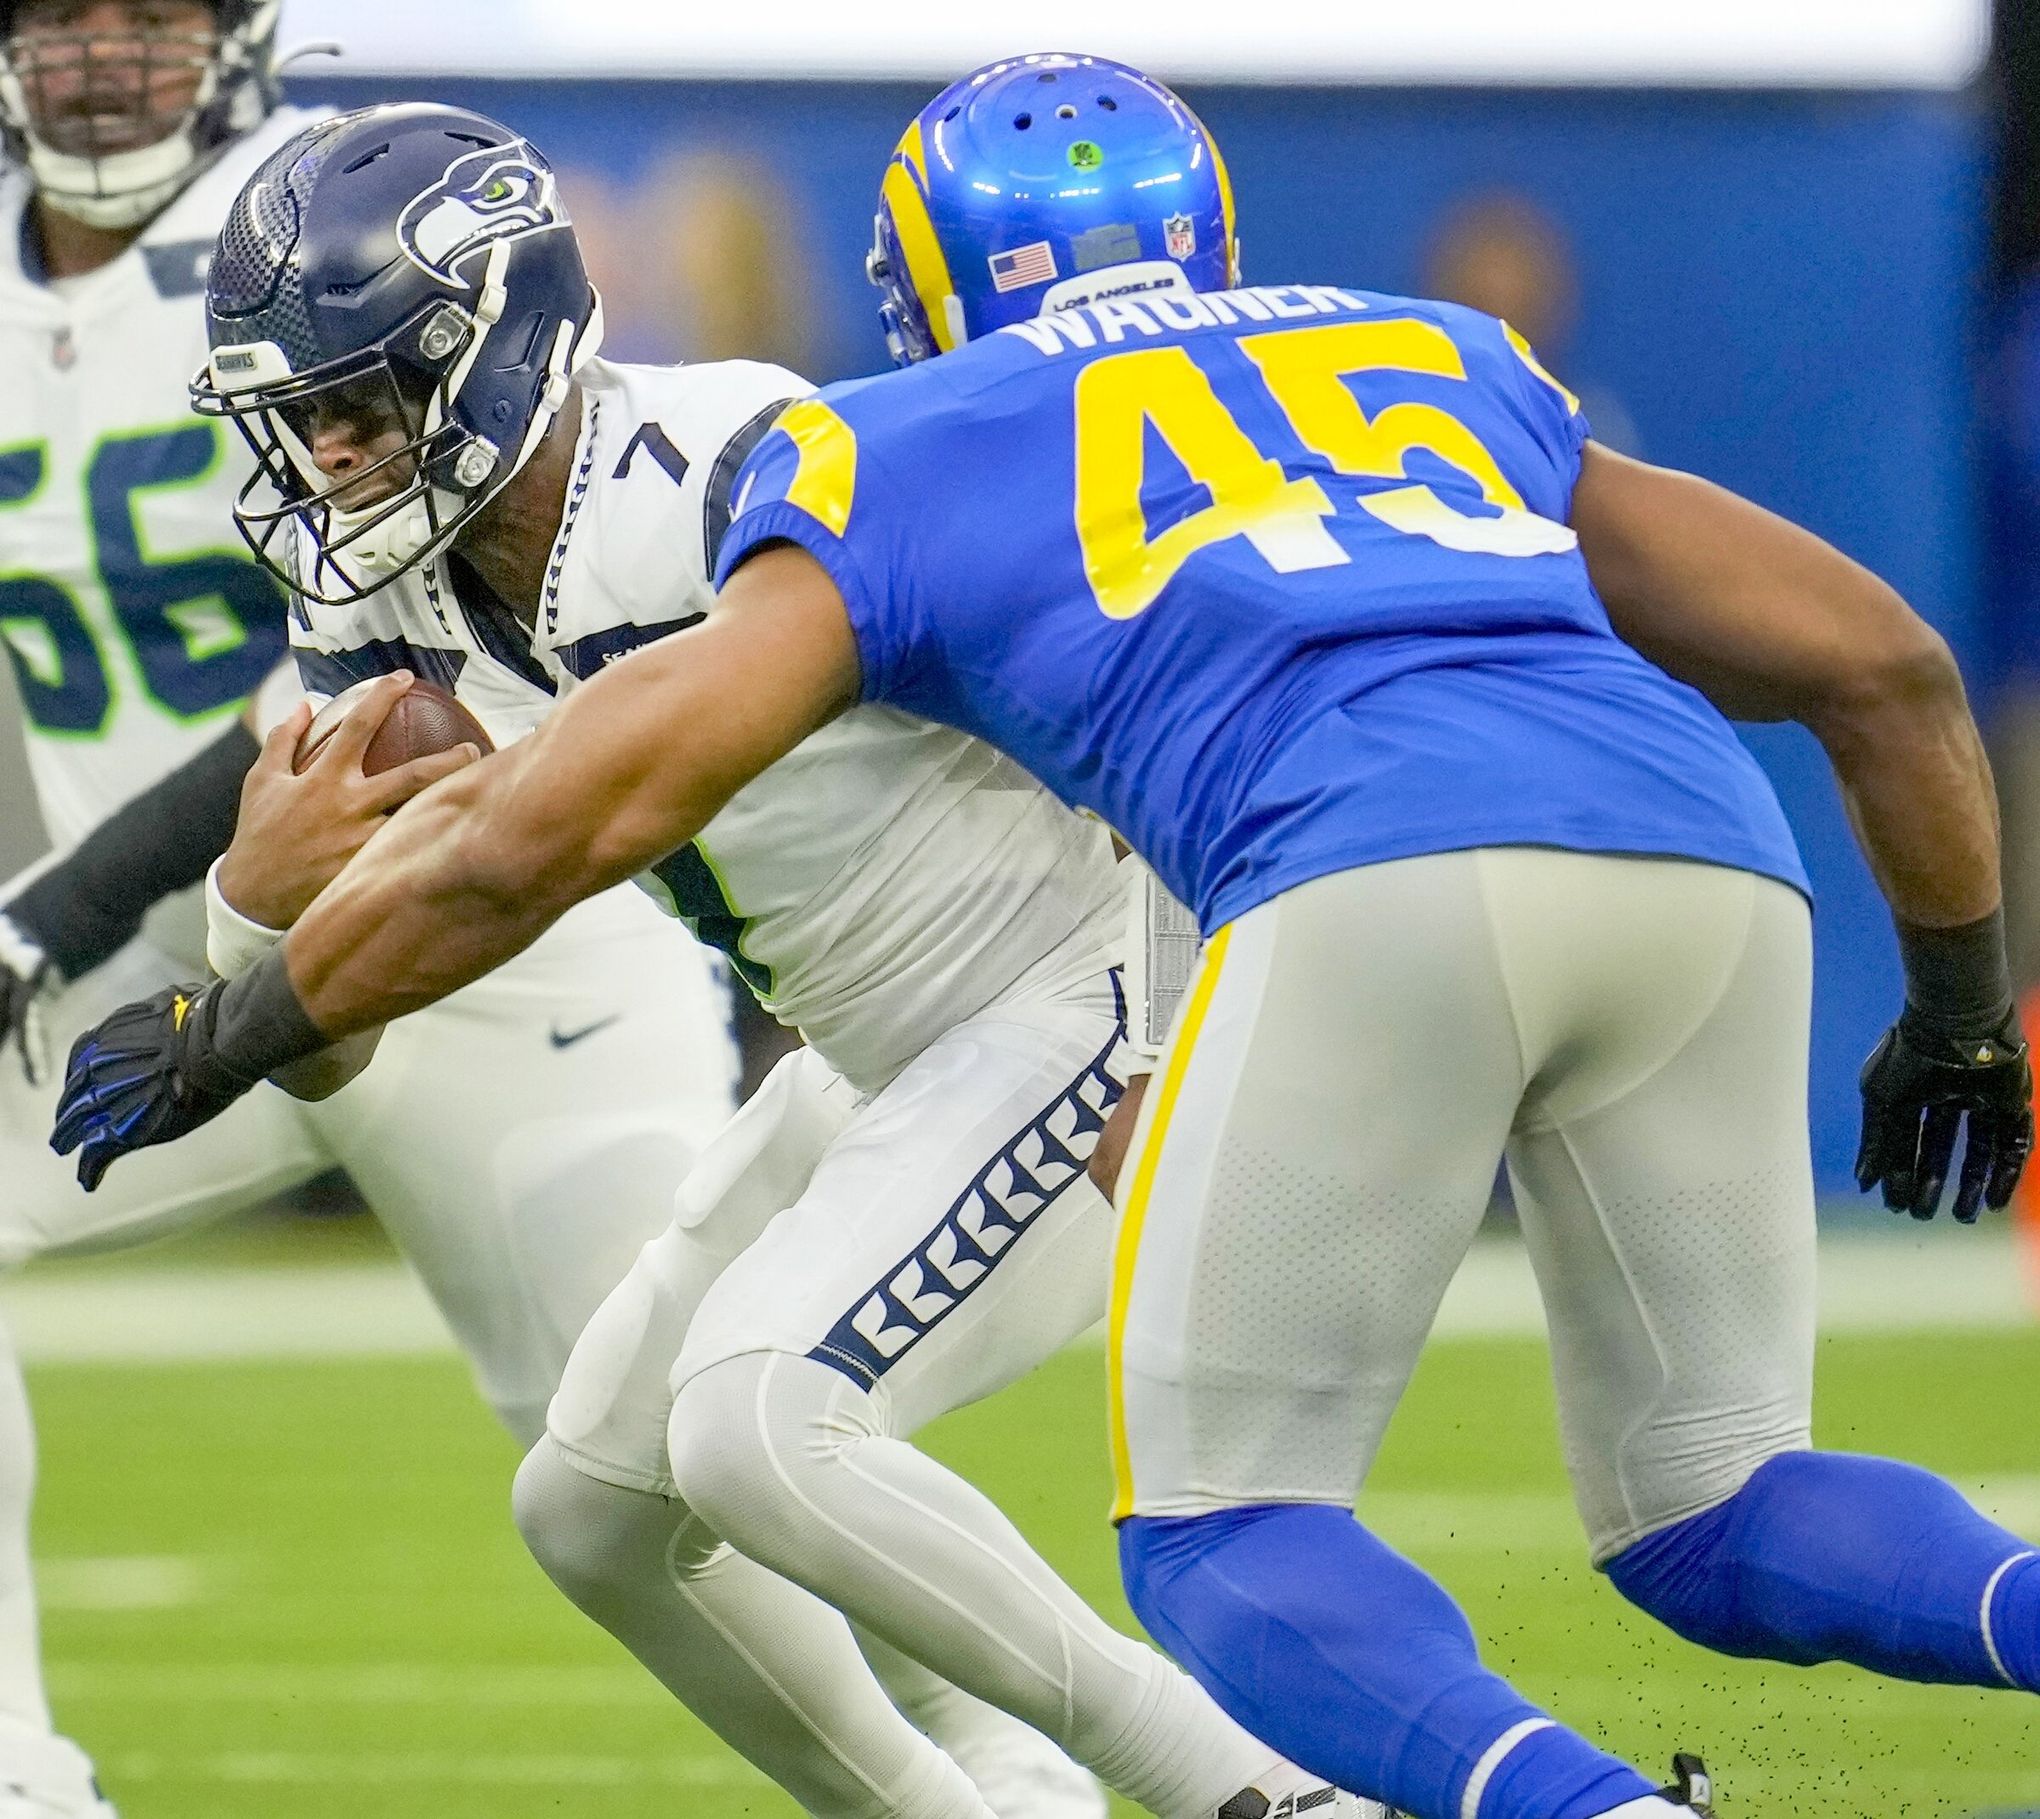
0 1730 116 1819
945 1719 1107 1819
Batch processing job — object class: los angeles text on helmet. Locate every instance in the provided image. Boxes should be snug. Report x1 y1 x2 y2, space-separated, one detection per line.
1002 284 1369 358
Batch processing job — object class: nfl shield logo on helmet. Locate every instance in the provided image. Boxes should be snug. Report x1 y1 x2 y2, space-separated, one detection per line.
1164 213 1197 261
397 142 568 285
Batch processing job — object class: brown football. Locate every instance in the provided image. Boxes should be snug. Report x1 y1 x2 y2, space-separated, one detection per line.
293 677 494 777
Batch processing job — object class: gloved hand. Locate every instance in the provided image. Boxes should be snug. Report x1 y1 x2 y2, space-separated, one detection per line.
50 949 329 1191
1856 1007 2034 1222
51 981 259 1191
0 909 55 1088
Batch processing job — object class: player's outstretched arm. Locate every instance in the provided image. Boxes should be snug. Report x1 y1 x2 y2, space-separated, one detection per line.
51 547 859 1189
1573 442 2030 1220
284 546 861 1034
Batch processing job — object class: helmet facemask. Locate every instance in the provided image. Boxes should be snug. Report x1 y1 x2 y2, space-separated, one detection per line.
194 239 602 606
0 0 280 230
867 210 936 367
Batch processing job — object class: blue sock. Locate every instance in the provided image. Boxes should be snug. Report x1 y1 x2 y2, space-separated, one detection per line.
1607 1451 2040 1691
1121 1504 1656 1819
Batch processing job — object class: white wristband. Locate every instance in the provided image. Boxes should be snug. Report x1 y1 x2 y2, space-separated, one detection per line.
204 857 285 980
1120 852 1201 1066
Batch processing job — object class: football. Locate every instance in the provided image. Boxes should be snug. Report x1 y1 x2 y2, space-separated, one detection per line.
293 677 495 777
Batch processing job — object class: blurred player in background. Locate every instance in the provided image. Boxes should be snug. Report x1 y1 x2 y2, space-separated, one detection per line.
1421 193 1641 456
68 50 2040 1819
126 98 1389 1819
0 8 746 1814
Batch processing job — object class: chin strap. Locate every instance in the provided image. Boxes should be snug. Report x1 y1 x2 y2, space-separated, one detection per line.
26 129 206 230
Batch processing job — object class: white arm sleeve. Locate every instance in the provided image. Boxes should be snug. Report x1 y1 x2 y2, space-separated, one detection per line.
204 856 284 980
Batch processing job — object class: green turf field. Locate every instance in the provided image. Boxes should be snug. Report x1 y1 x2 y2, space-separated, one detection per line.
27 1322 2040 1817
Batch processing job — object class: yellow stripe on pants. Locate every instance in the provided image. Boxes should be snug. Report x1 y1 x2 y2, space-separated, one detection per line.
1107 921 1233 1522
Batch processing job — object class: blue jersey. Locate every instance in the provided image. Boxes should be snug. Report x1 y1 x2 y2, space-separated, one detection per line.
717 283 1806 932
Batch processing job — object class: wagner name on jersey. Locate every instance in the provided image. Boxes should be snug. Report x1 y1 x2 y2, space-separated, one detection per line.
0 106 326 862
288 355 1122 1091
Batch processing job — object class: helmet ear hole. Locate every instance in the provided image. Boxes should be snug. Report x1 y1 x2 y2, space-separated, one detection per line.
1014 113 1031 130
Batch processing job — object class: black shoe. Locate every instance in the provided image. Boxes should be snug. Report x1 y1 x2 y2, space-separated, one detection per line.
1658 1754 1715 1815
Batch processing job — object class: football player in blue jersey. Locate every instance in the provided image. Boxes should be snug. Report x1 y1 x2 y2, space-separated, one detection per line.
56 53 2039 1819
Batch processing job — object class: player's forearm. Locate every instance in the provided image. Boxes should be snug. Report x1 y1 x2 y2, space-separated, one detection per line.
279 749 584 1035
281 701 742 1034
265 567 854 1042
1814 664 2002 931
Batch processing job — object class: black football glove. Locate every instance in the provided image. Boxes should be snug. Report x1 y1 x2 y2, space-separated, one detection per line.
0 910 53 1088
50 982 262 1191
1856 1008 2034 1223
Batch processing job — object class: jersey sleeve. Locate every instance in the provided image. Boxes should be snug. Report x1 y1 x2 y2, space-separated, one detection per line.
713 389 931 707
287 584 467 706
1492 315 1593 488
685 360 815 579
288 599 396 706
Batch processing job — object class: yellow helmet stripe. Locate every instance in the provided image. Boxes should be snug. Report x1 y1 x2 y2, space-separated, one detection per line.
883 120 962 355
1193 109 1239 284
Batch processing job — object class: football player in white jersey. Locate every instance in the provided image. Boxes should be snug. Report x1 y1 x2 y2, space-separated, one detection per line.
0 10 762 1815
111 103 1391 1819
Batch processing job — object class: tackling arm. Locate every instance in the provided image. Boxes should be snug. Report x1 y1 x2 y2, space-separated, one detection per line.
283 545 861 1036
51 548 860 1189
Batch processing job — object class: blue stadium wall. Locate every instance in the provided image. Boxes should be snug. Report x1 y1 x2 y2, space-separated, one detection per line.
305 74 1991 1198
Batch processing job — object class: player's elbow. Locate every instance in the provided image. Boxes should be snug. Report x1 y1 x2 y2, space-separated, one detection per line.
1805 611 1968 757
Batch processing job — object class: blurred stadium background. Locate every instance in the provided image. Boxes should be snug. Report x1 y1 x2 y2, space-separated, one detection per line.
3 3 2039 1812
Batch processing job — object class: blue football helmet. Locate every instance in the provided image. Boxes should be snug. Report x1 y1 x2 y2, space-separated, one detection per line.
868 52 1238 366
191 103 601 605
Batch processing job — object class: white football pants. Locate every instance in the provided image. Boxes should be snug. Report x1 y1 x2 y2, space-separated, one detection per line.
1109 848 1818 1563
537 971 1318 1818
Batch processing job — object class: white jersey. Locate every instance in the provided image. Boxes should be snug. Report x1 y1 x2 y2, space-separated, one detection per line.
0 107 323 854
290 356 1121 1091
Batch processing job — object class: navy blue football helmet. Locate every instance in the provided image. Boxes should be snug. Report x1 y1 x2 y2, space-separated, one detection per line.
0 0 282 229
191 103 601 605
868 52 1238 367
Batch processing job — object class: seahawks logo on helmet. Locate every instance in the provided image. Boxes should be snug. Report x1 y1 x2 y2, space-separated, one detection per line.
396 143 567 286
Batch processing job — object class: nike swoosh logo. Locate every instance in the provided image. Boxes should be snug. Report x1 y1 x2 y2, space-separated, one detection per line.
549 1015 621 1050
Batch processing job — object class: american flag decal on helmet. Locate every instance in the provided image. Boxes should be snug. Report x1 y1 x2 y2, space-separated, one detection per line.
988 240 1059 292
